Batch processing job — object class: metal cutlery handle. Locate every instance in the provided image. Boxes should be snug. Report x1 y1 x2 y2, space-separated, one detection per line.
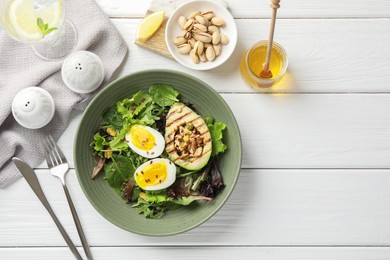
62 184 93 260
12 158 83 260
44 203 84 260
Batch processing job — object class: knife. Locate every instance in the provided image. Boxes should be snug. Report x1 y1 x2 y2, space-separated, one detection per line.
12 157 83 260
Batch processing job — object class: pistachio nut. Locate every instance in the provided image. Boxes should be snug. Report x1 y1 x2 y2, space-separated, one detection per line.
208 25 219 34
190 49 200 64
212 31 221 45
220 34 229 45
178 44 192 54
205 46 216 61
178 16 187 30
199 52 207 62
194 32 212 43
188 38 196 47
184 19 195 31
193 23 208 33
174 36 187 46
188 10 201 19
195 15 209 26
211 17 225 27
194 40 204 55
213 43 222 56
202 11 215 20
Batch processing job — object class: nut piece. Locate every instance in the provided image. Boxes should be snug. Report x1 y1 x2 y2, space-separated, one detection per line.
190 49 200 64
194 32 212 43
213 43 222 56
220 34 229 45
184 19 195 30
188 10 201 19
178 16 187 29
193 40 204 55
193 23 208 33
178 44 191 54
202 10 215 20
188 38 196 47
212 31 221 45
199 52 207 62
174 36 187 46
211 17 225 27
195 15 209 26
208 25 219 34
205 46 216 61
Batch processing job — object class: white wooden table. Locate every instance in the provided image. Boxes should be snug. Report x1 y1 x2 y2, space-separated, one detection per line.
2 0 390 259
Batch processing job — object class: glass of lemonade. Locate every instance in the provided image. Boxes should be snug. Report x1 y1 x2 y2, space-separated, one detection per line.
240 40 288 89
0 0 77 60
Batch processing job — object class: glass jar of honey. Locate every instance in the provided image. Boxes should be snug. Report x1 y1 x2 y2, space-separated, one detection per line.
240 40 288 89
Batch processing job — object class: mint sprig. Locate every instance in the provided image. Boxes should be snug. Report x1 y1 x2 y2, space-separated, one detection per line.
37 17 57 36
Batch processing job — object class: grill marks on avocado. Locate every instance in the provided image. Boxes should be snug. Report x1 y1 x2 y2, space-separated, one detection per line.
165 103 212 170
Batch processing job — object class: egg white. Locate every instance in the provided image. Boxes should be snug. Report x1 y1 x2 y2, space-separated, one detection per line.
125 125 165 158
134 158 177 191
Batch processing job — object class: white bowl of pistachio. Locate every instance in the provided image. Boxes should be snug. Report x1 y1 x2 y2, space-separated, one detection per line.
165 0 237 70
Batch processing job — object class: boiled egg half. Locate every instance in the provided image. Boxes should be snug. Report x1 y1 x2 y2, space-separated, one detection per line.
134 158 176 191
125 124 165 158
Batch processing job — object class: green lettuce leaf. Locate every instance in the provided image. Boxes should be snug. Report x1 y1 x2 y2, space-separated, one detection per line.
204 116 228 156
92 132 109 151
117 91 153 120
105 154 136 188
149 84 179 107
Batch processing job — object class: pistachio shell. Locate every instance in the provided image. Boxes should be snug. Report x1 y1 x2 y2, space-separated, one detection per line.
199 52 207 62
220 34 229 45
201 11 215 20
205 46 216 61
188 38 196 47
194 32 212 43
174 36 187 46
213 43 222 56
194 40 204 55
188 10 201 19
177 44 191 54
204 43 212 48
183 31 192 39
184 19 194 31
211 17 225 27
208 25 219 34
193 23 208 33
195 15 209 26
212 31 221 45
178 16 187 30
190 49 200 64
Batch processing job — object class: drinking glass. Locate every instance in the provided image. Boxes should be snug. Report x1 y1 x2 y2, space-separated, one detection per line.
240 40 288 89
0 0 77 60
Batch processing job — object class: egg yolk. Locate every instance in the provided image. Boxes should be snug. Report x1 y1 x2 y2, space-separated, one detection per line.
129 125 156 150
135 161 167 189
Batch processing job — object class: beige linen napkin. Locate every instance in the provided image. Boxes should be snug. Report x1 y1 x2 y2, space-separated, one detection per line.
0 0 128 187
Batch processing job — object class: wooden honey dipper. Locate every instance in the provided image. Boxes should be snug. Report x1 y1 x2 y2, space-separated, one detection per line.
260 0 281 79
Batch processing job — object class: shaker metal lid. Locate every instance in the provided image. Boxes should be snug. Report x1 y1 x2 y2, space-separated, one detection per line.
12 87 55 129
61 51 105 94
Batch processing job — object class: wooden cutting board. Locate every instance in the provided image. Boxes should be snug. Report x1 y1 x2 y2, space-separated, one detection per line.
135 0 227 59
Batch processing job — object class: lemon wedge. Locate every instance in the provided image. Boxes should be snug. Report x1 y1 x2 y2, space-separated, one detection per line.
9 0 62 41
136 11 165 42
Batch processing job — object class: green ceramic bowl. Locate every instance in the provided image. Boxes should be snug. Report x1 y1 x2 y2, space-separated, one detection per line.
74 69 242 236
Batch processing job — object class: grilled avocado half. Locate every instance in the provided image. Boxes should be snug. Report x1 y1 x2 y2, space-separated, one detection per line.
165 102 212 170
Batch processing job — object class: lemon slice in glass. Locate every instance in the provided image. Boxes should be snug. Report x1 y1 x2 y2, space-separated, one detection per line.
136 11 165 42
9 0 63 41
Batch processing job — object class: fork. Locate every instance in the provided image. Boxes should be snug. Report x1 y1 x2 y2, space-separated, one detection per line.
43 135 93 260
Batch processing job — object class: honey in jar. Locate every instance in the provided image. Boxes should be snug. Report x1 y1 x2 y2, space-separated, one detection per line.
240 40 288 89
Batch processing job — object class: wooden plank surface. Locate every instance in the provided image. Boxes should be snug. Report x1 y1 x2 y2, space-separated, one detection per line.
2 0 390 259
111 19 390 93
95 0 390 18
2 169 390 246
2 247 390 260
49 94 390 169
